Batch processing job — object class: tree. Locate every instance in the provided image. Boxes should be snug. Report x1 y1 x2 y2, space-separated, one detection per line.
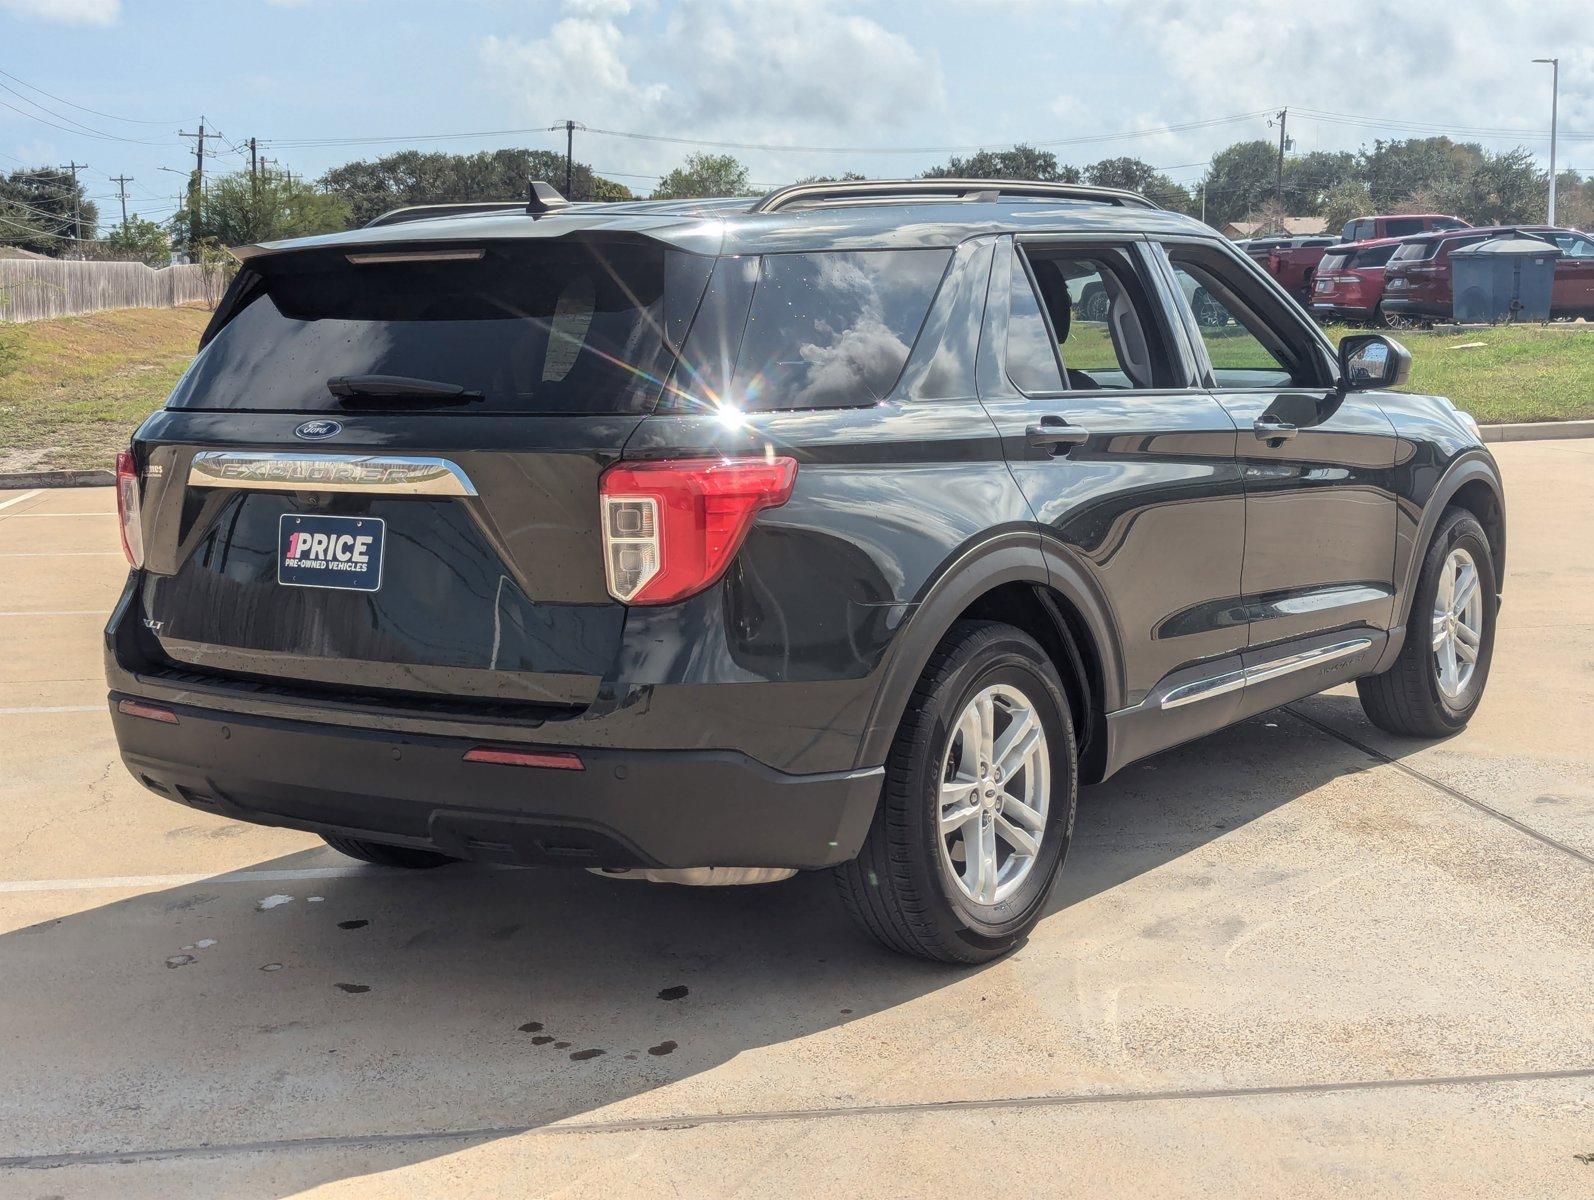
1201 140 1278 228
1556 170 1594 232
793 171 868 184
94 216 170 266
923 144 1080 183
1283 150 1357 214
0 166 99 255
1362 137 1481 210
182 172 352 249
320 148 631 226
1319 179 1375 237
652 153 752 199
1082 156 1194 213
1444 147 1547 226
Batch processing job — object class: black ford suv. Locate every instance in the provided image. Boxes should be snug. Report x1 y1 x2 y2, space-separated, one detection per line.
107 179 1505 963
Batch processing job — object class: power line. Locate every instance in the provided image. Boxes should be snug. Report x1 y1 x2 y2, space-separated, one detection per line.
259 110 1275 155
0 65 184 125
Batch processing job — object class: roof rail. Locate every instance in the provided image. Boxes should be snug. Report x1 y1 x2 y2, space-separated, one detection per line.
363 201 525 229
750 178 1158 214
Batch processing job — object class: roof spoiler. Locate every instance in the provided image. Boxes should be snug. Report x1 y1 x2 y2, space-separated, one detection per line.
751 178 1158 213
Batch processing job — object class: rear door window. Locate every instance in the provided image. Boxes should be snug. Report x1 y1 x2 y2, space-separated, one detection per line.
1006 245 1171 393
171 240 708 414
729 249 951 409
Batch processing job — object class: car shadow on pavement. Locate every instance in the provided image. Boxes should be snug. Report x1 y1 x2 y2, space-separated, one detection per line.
0 706 1394 1192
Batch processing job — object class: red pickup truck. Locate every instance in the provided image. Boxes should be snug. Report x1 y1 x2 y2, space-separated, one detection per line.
1338 213 1470 243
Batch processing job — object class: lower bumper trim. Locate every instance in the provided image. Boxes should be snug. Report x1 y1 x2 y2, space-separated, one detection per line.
111 694 881 870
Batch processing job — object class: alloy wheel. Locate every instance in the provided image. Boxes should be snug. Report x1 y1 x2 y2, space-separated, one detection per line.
1432 547 1484 702
938 684 1050 906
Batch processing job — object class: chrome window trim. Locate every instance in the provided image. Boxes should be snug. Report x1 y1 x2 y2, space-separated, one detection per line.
187 452 478 496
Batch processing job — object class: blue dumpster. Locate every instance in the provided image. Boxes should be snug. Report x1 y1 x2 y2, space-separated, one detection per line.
1451 236 1562 323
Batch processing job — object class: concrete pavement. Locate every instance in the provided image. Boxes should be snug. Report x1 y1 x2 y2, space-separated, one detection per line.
0 442 1589 1198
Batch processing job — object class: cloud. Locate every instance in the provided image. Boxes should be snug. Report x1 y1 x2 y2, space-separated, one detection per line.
0 0 119 24
481 0 944 179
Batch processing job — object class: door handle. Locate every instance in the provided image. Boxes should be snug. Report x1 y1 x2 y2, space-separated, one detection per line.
1026 416 1090 453
1253 416 1298 443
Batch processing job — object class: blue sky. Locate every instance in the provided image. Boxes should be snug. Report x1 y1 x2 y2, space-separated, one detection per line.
0 0 1588 226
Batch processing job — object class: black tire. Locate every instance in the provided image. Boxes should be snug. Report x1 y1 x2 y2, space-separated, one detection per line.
321 833 457 869
1357 509 1496 738
1374 301 1396 329
834 621 1078 964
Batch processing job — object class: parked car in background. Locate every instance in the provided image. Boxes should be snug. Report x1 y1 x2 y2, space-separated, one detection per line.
1339 214 1469 243
1309 236 1410 325
1266 236 1340 303
1381 225 1594 325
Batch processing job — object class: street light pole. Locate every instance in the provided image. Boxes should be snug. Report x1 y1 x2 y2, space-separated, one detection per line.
1533 57 1558 225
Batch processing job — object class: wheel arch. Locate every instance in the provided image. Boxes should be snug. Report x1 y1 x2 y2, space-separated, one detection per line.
1378 451 1506 673
856 532 1123 784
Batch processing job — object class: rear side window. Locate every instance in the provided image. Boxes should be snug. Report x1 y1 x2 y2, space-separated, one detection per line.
1391 240 1439 262
171 240 707 414
1352 245 1397 268
730 249 951 409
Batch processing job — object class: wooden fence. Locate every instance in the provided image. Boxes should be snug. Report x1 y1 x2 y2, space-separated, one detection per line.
0 259 228 323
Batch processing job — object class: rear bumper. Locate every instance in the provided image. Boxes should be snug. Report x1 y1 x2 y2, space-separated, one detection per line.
1311 301 1374 321
1377 296 1445 319
111 694 881 870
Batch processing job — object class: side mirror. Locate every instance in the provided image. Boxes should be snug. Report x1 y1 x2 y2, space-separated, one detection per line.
1338 333 1411 392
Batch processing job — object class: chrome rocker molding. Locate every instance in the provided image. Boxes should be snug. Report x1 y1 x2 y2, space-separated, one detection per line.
187 452 478 497
1155 637 1373 711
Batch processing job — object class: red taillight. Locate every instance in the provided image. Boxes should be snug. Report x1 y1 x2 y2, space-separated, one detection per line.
463 747 584 770
115 449 144 568
117 698 177 724
598 456 798 605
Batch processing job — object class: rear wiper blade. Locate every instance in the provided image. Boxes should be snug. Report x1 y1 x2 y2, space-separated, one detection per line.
327 374 484 404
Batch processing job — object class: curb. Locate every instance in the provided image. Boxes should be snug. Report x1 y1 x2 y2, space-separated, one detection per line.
0 469 115 490
1479 419 1594 443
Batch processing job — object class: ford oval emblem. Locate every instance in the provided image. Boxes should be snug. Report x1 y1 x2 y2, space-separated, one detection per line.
295 419 342 440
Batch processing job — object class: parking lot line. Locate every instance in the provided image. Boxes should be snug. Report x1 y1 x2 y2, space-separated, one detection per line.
0 863 520 893
0 610 106 617
8 512 117 518
3 1064 1590 1171
0 703 103 715
1288 705 1594 869
0 490 42 512
0 550 123 557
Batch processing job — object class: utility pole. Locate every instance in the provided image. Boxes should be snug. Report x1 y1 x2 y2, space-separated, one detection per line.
1272 107 1288 218
58 160 88 239
1199 179 1207 225
180 121 208 243
110 174 134 227
565 119 575 199
250 137 259 190
1533 58 1559 224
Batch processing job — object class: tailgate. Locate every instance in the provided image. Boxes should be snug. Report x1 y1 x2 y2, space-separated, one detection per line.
134 415 639 708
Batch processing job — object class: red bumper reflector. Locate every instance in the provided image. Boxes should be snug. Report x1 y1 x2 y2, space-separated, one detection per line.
463 747 584 771
117 699 178 724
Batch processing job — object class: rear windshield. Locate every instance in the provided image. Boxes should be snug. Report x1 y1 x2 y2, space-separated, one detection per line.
1319 252 1350 273
728 249 952 409
1382 217 1428 237
1352 245 1398 268
169 240 709 414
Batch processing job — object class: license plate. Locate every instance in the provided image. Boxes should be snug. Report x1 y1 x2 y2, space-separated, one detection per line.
278 514 385 592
